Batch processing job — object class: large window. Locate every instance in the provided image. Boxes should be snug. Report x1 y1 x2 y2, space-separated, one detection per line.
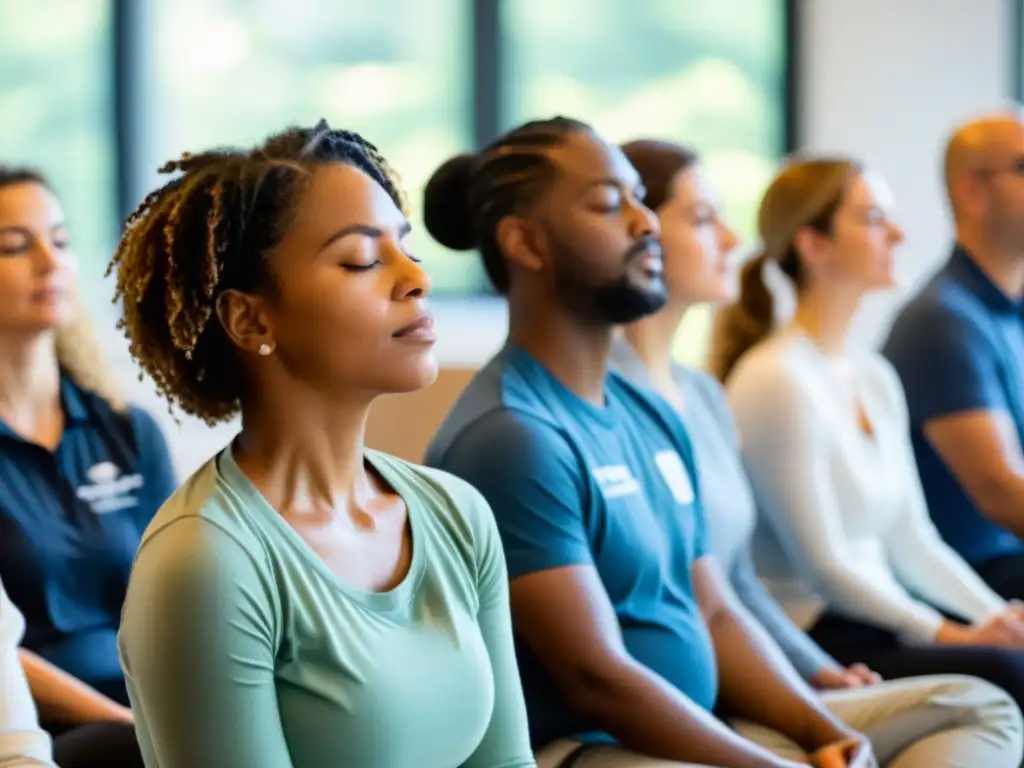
139 0 479 293
1 0 790 474
0 0 116 301
504 0 786 362
1 0 789 315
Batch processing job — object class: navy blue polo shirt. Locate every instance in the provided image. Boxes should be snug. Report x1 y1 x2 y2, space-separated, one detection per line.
883 245 1024 565
0 374 176 698
426 344 717 750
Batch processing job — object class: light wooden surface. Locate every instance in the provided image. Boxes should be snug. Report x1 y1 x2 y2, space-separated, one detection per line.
365 368 478 463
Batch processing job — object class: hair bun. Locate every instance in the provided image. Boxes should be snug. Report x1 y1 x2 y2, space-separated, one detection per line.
422 153 477 252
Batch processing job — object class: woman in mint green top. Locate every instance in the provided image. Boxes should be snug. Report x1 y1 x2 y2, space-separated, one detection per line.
109 121 535 768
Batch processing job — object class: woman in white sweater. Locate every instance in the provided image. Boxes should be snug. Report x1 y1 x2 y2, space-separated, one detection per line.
610 139 1024 767
716 156 1024 707
1 578 142 766
0 582 51 767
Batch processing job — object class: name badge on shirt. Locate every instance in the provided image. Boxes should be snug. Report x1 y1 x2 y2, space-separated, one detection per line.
592 464 641 499
76 461 144 515
654 450 694 505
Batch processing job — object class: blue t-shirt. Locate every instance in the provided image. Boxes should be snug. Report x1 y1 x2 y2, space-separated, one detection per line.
882 245 1024 565
425 344 717 750
0 374 176 696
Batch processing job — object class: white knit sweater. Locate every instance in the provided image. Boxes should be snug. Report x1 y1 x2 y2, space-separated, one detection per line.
727 327 1006 644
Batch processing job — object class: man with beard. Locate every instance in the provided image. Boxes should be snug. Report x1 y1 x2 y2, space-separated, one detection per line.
422 118 874 768
884 114 1024 599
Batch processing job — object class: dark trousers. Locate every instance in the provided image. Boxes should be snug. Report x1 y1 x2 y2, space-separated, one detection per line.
809 611 1024 710
975 553 1024 600
52 722 144 768
43 720 144 768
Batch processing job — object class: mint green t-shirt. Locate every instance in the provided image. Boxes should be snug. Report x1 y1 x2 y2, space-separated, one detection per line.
118 448 535 768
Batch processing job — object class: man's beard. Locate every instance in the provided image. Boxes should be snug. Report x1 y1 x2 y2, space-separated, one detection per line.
552 236 668 326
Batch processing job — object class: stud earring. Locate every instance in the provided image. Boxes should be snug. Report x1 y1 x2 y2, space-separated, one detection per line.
258 343 272 356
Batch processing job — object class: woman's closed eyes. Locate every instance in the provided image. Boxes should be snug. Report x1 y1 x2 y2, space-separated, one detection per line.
0 227 68 257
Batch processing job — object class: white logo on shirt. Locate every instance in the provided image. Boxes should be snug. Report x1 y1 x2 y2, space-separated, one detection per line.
592 464 641 499
76 462 144 514
654 450 694 504
86 461 120 484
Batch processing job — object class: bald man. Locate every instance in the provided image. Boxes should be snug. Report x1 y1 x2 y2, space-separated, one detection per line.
883 113 1024 599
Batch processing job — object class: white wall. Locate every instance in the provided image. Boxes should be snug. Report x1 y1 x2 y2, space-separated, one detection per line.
798 0 1013 346
104 0 1015 478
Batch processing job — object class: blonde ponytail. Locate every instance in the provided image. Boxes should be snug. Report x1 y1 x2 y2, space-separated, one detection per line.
708 156 862 381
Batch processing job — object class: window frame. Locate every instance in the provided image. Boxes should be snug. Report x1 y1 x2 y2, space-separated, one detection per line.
63 0 799 472
105 0 799 366
112 0 801 219
1013 0 1024 103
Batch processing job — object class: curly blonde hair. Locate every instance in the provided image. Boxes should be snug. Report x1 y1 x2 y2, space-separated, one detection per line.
0 168 125 411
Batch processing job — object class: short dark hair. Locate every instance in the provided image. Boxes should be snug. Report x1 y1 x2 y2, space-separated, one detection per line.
422 116 591 294
107 119 405 425
620 139 700 211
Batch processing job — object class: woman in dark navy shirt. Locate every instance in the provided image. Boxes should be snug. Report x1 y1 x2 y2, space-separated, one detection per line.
0 167 175 763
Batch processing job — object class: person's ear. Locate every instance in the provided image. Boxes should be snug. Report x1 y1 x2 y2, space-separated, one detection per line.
792 226 831 273
952 170 988 221
215 290 276 356
496 215 545 273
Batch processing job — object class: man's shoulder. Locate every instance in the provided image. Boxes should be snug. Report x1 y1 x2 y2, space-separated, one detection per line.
428 399 579 476
881 258 1012 420
607 366 685 420
672 364 726 406
884 280 1001 386
427 350 579 469
889 268 993 344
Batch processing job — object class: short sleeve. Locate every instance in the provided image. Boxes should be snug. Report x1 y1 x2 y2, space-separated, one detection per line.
883 304 1010 425
436 410 591 580
129 406 178 519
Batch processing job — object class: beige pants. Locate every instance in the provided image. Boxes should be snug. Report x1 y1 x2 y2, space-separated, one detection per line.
535 675 1024 767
